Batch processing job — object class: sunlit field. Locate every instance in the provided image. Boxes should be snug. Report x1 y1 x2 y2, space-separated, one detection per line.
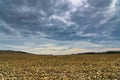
0 51 120 80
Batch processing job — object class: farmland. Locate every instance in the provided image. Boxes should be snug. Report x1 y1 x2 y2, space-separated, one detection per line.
0 51 120 80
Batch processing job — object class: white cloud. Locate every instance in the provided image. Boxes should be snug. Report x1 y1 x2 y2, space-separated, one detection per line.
49 14 75 26
16 6 34 13
15 5 46 16
0 19 18 35
29 48 93 55
4 38 104 55
39 10 46 16
98 0 118 26
68 0 89 12
49 0 89 27
9 45 93 55
49 15 67 23
68 0 88 8
34 32 47 38
109 0 118 11
103 48 120 51
1 34 119 55
76 32 98 37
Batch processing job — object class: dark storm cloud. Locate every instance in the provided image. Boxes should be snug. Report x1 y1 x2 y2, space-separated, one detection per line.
0 0 120 48
88 0 112 8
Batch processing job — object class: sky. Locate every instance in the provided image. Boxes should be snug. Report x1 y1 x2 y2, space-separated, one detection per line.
0 0 120 55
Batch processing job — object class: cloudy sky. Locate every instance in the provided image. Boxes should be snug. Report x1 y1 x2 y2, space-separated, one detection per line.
0 0 120 55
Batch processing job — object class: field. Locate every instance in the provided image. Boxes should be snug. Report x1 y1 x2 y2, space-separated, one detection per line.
0 52 120 80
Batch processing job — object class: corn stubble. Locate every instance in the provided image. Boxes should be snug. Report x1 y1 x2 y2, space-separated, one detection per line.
0 53 120 80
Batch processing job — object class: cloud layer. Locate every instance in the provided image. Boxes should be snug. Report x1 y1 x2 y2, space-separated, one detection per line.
0 0 120 55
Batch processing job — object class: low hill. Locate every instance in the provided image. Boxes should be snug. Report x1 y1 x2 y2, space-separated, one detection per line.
0 50 31 55
76 51 120 55
0 50 120 56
